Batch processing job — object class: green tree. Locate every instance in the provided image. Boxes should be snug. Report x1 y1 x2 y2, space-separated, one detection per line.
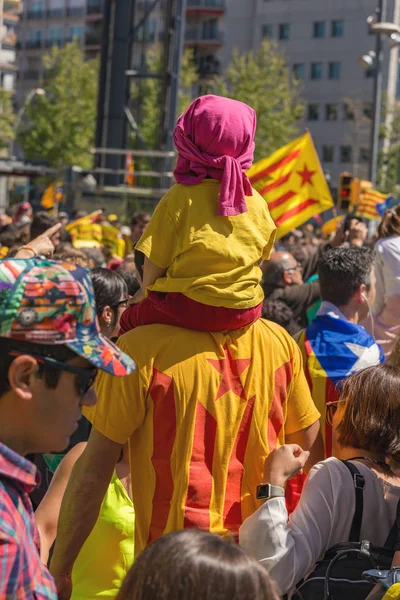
377 97 400 194
0 89 15 150
214 40 304 161
18 40 98 169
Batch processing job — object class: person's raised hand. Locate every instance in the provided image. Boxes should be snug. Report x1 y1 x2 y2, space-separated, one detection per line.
263 444 310 488
15 223 62 259
348 219 368 247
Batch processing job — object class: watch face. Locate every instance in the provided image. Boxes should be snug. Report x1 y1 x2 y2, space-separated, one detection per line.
257 484 269 499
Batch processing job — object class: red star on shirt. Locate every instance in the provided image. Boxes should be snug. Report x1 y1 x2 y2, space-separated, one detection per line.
297 164 316 187
208 346 252 401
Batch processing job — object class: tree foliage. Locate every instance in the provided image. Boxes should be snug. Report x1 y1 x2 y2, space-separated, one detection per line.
131 47 199 152
213 40 304 161
0 89 15 150
18 41 98 169
377 97 400 193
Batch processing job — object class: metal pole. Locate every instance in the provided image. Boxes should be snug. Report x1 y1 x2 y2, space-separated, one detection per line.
369 0 387 186
9 88 36 158
381 0 400 187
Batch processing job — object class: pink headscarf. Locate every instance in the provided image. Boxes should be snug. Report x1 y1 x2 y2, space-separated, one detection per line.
173 95 256 217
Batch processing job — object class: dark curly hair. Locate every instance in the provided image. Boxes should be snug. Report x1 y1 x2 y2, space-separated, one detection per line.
317 246 374 307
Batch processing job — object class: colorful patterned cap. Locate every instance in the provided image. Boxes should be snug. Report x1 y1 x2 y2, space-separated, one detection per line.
0 257 135 377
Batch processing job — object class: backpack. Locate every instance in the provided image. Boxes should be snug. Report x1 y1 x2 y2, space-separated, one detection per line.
291 461 400 600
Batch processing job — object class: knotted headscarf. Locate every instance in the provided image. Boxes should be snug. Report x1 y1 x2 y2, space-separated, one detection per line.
173 95 256 216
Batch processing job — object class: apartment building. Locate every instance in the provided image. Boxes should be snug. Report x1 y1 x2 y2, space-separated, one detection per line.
221 0 395 183
0 0 21 92
16 0 103 103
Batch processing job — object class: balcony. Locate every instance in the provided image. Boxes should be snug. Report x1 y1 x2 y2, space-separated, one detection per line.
184 28 224 47
197 56 221 76
45 39 63 48
86 1 104 16
25 40 43 49
23 69 40 80
26 10 45 19
67 7 85 17
85 33 101 48
47 8 65 18
186 0 225 16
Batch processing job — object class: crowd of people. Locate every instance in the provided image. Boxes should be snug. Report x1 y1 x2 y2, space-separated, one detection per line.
1 94 400 600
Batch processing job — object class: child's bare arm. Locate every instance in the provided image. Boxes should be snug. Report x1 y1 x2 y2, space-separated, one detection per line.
143 256 167 290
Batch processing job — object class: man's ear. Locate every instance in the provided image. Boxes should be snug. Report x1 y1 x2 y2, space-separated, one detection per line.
282 271 292 286
8 355 39 401
354 283 367 303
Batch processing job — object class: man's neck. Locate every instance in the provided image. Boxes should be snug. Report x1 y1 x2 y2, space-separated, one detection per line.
0 398 31 456
336 304 359 324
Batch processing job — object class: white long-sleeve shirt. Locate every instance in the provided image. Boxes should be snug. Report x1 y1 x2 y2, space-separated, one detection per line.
373 236 400 315
239 458 400 596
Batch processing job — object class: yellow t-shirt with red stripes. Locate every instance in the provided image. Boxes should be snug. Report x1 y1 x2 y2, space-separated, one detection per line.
86 319 319 556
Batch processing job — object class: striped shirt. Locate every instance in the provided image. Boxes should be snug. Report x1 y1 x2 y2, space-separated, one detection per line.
0 441 57 599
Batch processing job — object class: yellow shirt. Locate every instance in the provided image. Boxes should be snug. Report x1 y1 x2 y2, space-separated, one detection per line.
71 470 134 600
85 319 319 557
135 180 277 309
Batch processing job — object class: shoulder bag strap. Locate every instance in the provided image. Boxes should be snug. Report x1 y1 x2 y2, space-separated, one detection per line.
340 460 365 542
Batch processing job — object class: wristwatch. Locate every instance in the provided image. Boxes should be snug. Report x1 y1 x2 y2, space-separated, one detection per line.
256 483 285 500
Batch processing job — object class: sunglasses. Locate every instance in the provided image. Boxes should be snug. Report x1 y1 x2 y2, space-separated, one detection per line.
284 262 303 273
325 400 346 427
113 297 131 308
9 352 98 397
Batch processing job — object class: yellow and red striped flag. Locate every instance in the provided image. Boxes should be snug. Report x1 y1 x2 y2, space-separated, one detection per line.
247 132 334 238
356 189 391 220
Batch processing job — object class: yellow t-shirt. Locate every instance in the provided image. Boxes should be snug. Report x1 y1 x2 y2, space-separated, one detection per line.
71 470 134 600
85 319 319 557
135 180 277 309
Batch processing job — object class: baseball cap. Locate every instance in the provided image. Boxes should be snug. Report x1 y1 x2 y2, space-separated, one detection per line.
0 257 135 377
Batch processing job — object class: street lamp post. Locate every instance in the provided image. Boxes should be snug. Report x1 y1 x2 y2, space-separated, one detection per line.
369 0 386 186
9 87 45 160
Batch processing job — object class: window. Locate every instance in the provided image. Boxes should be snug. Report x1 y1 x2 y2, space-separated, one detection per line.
48 26 63 41
69 25 84 39
313 21 325 38
29 29 42 41
340 146 353 163
278 23 290 40
202 19 218 40
363 103 373 119
310 62 323 80
261 24 273 38
343 103 355 120
31 1 45 15
359 147 371 162
293 63 305 79
328 62 341 80
331 20 344 37
322 145 335 163
307 104 319 121
325 103 338 121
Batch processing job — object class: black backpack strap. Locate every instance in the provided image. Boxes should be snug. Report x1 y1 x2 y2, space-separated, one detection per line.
340 460 365 542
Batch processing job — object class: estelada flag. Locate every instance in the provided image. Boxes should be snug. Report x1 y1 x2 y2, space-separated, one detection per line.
356 189 391 220
247 132 334 238
40 181 64 210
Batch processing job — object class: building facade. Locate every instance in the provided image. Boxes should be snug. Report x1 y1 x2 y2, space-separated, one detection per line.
16 0 103 103
0 0 21 92
221 0 395 184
